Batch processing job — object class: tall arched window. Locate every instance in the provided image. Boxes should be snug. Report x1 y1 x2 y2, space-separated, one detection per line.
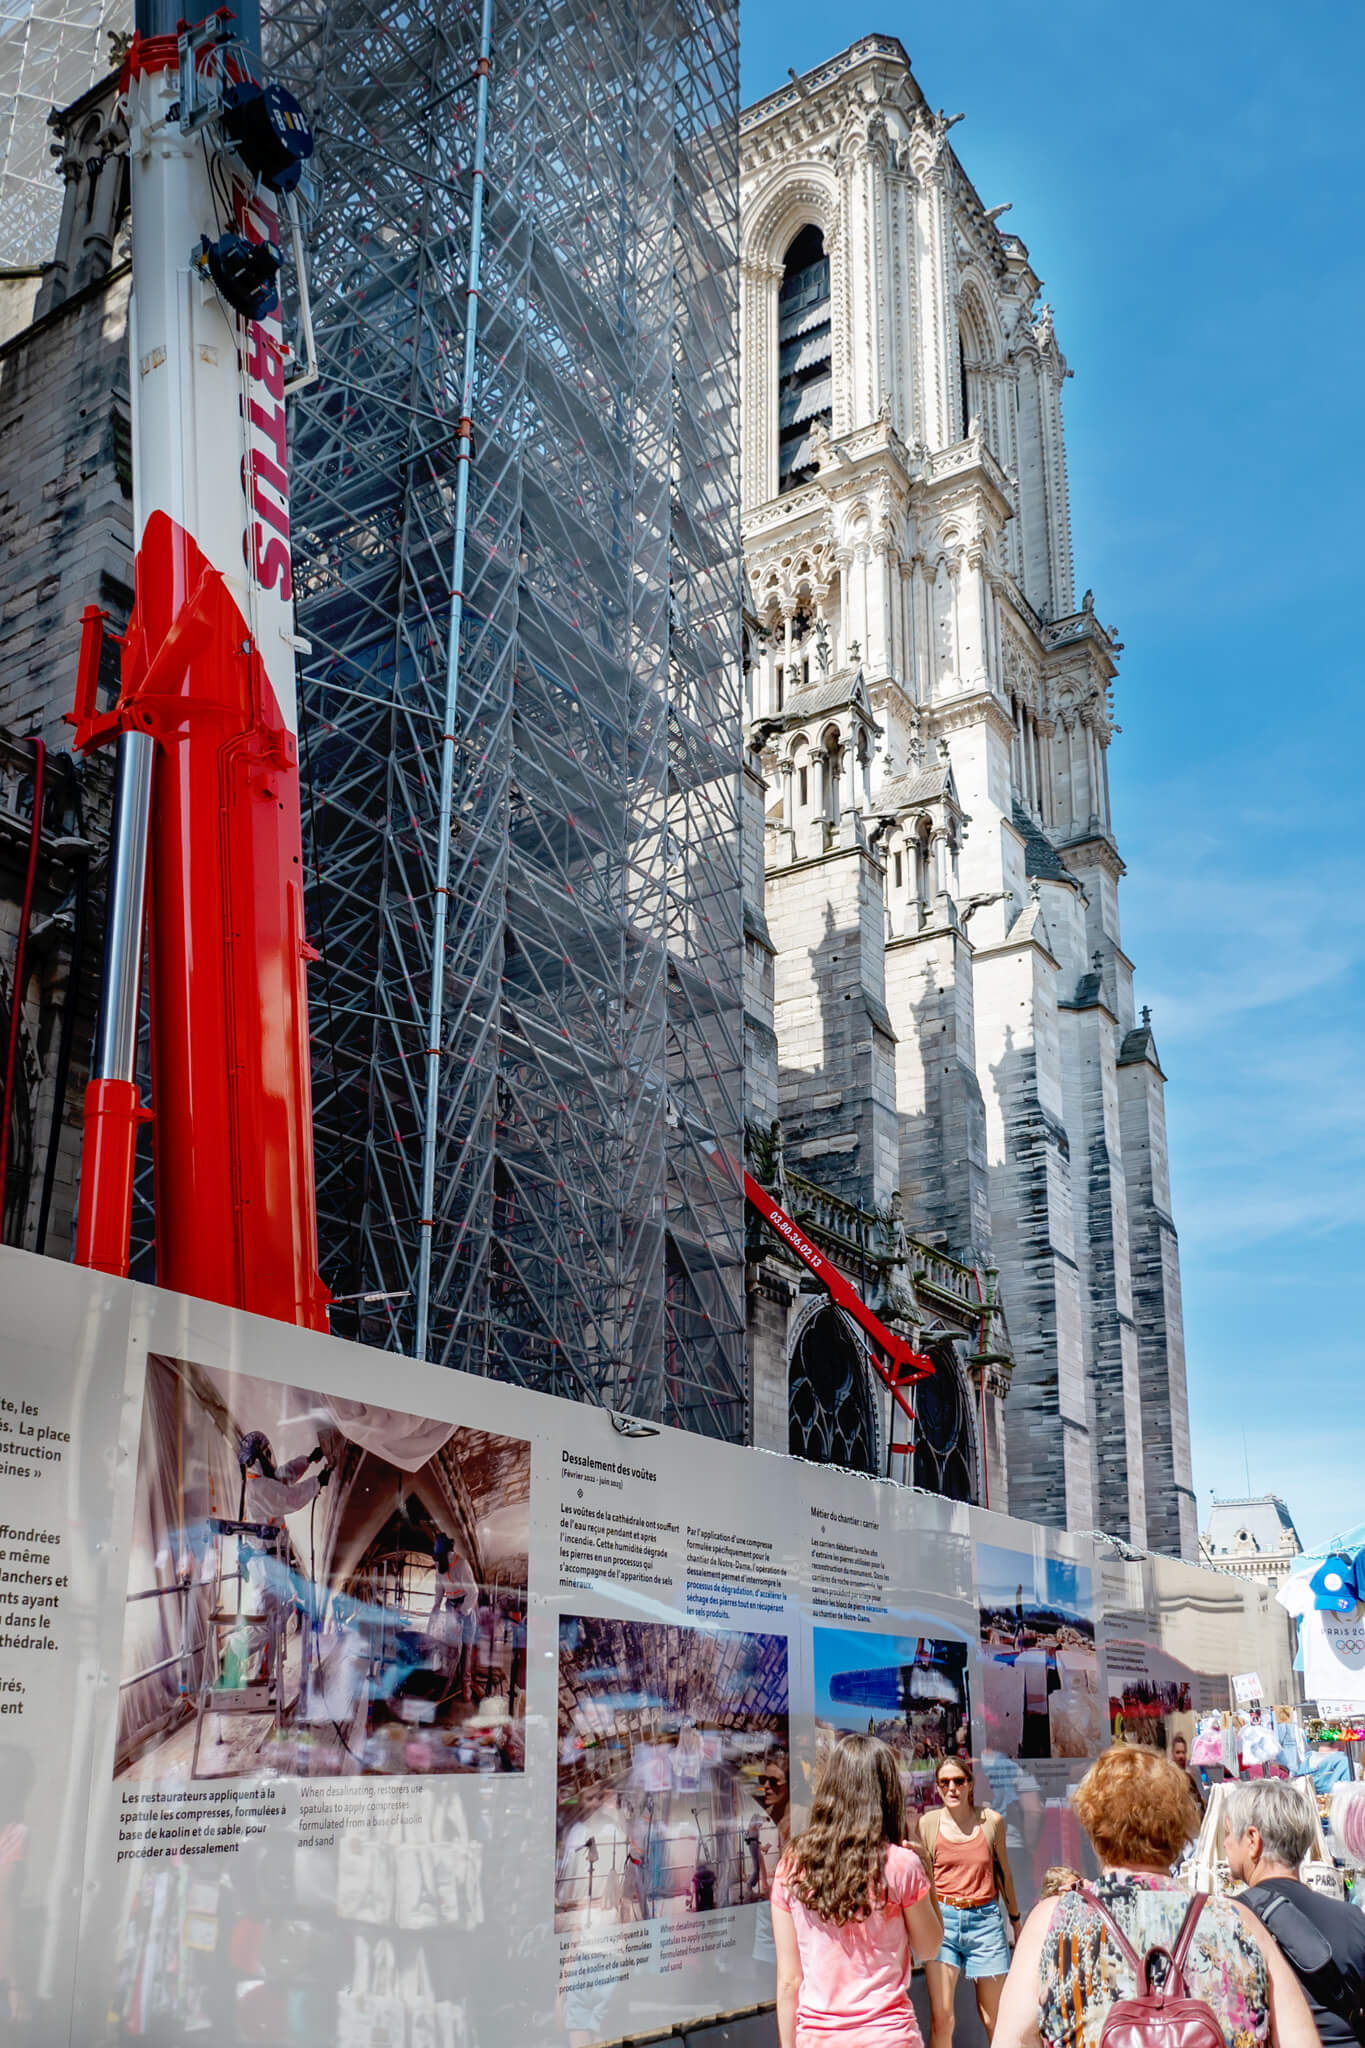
912 1351 977 1501
958 288 1000 456
789 1306 876 1474
778 226 831 493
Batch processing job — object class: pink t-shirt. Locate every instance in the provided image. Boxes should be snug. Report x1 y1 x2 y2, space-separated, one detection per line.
771 1841 929 2045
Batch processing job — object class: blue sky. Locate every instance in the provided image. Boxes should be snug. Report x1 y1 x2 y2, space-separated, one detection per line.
976 1544 1091 1622
742 3 1365 1552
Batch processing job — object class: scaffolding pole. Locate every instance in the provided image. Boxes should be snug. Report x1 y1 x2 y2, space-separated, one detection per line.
267 0 748 1436
414 0 493 1362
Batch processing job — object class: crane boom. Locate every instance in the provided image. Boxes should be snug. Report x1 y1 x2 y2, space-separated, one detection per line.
742 1170 934 1456
71 6 327 1329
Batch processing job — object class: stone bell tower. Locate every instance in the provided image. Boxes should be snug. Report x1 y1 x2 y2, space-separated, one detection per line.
738 36 1195 1557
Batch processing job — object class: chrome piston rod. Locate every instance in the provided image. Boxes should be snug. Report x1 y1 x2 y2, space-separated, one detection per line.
93 729 155 1084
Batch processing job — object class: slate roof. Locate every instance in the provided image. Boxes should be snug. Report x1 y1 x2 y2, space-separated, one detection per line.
783 667 877 724
1011 798 1073 882
1204 1496 1302 1559
873 767 953 812
1064 969 1104 1009
743 897 775 951
1117 1018 1164 1074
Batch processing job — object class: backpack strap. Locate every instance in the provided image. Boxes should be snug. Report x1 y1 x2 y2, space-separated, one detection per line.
1077 1887 1146 1978
918 1809 942 1873
1239 1884 1333 1974
1241 1885 1365 2034
1077 1887 1206 1996
1168 1893 1208 1993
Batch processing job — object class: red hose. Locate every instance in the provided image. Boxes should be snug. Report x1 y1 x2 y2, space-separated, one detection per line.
0 738 45 1239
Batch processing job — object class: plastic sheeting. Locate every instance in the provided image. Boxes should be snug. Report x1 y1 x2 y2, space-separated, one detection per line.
324 1399 457 1474
116 1356 241 1768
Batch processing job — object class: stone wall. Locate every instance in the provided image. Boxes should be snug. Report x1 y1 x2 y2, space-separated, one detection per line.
0 76 131 1259
765 838 897 1211
0 261 132 745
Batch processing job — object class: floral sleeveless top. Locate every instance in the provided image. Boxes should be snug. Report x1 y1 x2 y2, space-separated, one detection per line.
1039 1874 1270 2048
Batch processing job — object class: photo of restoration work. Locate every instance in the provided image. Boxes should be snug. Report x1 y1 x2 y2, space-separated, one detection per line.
1106 1641 1196 1754
555 1618 789 1929
814 1626 972 1816
978 1543 1103 1760
115 1356 530 1780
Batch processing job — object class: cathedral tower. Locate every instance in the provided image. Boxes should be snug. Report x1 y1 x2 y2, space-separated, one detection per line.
739 37 1195 1556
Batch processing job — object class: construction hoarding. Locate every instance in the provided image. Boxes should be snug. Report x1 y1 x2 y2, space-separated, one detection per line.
0 1247 1294 2045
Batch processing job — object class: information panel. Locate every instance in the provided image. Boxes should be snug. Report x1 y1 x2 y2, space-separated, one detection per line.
0 1248 1295 2047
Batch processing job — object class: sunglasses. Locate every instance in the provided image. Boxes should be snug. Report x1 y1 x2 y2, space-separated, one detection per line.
938 1775 969 1788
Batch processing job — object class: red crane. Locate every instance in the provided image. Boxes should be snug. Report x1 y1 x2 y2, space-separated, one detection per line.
743 1170 934 1460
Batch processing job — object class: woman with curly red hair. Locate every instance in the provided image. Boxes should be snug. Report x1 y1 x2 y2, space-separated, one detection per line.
993 1745 1319 2048
772 1734 943 2047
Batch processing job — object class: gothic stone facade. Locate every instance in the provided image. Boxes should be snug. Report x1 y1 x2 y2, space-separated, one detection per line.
0 75 129 1263
1 53 1195 1554
738 37 1195 1557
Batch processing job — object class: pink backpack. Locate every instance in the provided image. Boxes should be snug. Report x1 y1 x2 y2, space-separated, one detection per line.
1078 1888 1228 2048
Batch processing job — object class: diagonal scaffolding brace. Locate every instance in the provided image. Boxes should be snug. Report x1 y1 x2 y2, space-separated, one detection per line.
267 0 748 1438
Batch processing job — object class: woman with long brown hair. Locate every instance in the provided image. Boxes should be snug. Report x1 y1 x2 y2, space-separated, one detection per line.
772 1734 942 2047
916 1755 1019 2048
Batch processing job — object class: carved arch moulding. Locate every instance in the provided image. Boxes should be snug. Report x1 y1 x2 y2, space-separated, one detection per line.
957 266 1006 364
742 170 841 271
747 540 838 626
1000 625 1044 710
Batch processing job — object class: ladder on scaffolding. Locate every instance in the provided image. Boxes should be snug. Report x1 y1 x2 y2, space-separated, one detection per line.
189 1515 300 1778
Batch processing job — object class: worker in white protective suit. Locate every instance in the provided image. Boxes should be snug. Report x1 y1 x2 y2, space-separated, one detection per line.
240 1430 330 1523
213 1432 332 1746
429 1533 480 1703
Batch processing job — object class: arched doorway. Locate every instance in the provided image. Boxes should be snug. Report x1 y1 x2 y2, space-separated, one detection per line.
788 1303 876 1475
912 1349 977 1502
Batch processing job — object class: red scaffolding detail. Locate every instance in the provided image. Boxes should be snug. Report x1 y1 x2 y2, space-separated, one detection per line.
742 1171 934 1456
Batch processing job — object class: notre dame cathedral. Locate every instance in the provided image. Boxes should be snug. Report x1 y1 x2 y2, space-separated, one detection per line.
736 36 1195 1559
0 25 1195 1556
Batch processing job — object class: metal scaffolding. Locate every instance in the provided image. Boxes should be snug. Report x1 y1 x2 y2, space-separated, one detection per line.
264 0 748 1437
0 0 127 263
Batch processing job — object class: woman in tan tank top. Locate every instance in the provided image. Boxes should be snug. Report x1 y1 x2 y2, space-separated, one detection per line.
914 1757 1020 2048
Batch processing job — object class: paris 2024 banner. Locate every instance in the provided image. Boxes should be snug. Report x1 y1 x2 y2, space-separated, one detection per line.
0 1249 1294 2046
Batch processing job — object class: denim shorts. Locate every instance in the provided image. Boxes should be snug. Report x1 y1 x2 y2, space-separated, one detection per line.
936 1899 1010 1978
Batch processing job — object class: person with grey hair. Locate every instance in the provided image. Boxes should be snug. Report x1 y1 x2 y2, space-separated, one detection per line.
1225 1778 1365 2046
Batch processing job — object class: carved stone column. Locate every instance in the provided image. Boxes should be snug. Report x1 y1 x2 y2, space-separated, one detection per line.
741 256 783 509
917 156 957 449
930 825 950 901
778 757 795 860
833 546 853 669
871 531 897 678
